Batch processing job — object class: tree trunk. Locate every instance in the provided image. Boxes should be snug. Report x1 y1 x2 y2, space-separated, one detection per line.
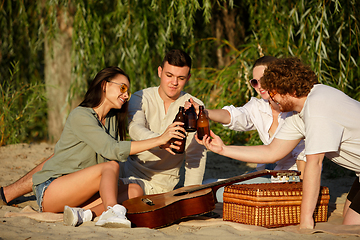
44 33 70 142
44 11 78 143
212 2 244 68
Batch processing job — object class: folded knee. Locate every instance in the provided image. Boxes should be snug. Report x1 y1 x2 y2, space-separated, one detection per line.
128 183 144 198
104 160 120 172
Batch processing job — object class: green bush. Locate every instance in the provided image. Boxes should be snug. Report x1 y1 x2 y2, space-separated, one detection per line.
0 63 47 146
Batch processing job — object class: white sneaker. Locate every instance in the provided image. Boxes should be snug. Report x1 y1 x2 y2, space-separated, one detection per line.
63 206 93 227
95 204 131 228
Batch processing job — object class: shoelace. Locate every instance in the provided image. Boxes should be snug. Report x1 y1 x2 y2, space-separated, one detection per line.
107 206 127 219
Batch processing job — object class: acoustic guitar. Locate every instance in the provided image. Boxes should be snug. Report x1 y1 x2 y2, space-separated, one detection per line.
122 169 300 228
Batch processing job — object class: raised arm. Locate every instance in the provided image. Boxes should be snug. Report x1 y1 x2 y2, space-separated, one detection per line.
129 122 185 155
198 130 301 164
186 98 231 124
128 91 186 154
206 109 231 125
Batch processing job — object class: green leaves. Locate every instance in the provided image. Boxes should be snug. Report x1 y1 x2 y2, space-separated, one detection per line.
0 0 359 145
187 0 360 144
1 62 47 145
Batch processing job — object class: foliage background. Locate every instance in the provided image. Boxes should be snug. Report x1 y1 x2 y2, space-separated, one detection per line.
0 0 359 146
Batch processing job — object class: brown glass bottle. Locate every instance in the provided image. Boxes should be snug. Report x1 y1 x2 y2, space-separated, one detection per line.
170 106 186 154
185 99 197 132
196 106 210 140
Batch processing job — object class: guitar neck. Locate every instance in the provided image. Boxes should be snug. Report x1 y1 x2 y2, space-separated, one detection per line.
188 170 299 194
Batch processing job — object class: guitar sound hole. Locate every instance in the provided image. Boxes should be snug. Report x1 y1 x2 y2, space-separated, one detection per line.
174 192 189 197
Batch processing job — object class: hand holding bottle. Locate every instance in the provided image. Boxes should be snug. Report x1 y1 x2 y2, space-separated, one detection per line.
185 98 200 115
195 130 225 155
184 99 197 132
168 106 187 154
159 122 186 144
159 121 186 155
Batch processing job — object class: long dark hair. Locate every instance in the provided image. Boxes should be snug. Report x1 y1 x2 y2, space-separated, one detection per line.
79 66 130 140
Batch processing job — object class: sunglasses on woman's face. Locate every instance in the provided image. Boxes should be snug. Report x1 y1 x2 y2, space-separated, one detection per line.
107 81 131 101
250 79 259 88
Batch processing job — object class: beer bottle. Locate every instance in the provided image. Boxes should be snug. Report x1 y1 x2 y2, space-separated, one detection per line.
170 106 186 154
185 99 197 132
196 106 210 140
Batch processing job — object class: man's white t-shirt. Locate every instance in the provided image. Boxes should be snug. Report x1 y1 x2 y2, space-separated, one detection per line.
223 97 305 171
276 84 360 176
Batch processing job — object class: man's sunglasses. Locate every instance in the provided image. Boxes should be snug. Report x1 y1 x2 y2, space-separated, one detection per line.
107 81 131 101
268 90 278 103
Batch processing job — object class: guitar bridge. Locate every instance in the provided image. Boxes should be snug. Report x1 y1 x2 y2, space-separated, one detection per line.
141 198 155 206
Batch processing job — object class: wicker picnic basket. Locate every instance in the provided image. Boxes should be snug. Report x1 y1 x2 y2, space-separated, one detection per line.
223 182 329 228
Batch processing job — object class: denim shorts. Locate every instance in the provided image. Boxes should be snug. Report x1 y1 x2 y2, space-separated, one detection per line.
34 178 56 212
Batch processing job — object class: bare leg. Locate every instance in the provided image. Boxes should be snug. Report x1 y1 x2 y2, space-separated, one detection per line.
41 161 123 216
343 198 351 218
296 160 306 180
80 183 143 216
118 182 144 203
2 154 53 203
343 206 360 225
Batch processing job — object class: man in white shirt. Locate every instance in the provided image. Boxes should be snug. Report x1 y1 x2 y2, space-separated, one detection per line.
119 49 207 195
197 57 360 228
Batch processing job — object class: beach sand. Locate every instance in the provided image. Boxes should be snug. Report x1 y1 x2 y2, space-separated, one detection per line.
1 143 359 239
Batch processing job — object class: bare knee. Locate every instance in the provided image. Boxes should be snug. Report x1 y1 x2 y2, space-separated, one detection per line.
343 207 360 225
128 183 143 198
343 199 351 218
105 160 119 168
103 161 120 173
117 183 143 203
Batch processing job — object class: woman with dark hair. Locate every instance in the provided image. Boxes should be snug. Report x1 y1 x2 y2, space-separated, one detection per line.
32 66 185 228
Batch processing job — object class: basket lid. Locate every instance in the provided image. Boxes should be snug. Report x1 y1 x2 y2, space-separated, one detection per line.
224 182 329 197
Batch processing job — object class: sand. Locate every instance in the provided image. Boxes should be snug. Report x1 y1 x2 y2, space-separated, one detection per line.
0 142 359 239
